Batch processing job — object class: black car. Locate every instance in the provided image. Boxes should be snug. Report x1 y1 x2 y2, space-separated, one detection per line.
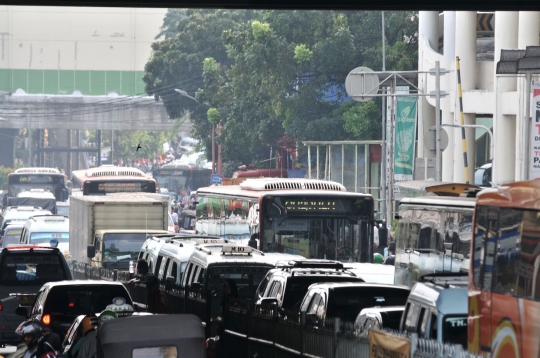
299 282 409 326
255 260 365 312
0 246 72 346
16 280 133 339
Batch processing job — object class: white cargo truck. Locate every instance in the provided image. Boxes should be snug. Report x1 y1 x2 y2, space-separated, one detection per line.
69 194 170 266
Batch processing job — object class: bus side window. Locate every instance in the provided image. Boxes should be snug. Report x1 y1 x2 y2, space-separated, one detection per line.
493 208 523 295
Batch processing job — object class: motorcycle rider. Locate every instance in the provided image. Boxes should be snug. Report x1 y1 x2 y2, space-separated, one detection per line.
11 321 45 358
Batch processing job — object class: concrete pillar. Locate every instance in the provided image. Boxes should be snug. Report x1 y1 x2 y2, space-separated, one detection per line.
441 12 456 182
493 11 519 185
0 129 16 168
418 11 439 159
516 12 540 180
443 12 456 63
453 12 477 184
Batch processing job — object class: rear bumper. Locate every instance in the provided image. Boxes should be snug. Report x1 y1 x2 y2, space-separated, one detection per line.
0 330 21 346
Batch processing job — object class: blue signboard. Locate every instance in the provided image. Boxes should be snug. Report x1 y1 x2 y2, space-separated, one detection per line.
210 174 224 185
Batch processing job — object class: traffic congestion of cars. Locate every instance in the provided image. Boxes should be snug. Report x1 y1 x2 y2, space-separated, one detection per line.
0 170 475 358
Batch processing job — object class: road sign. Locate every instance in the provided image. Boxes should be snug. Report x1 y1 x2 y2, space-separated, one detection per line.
423 125 449 152
345 67 380 102
210 174 223 185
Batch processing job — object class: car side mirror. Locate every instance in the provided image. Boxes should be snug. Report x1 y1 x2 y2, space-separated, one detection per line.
62 189 69 201
259 297 279 309
87 245 96 259
15 307 28 317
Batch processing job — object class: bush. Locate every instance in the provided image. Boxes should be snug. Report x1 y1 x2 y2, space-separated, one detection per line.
0 166 14 190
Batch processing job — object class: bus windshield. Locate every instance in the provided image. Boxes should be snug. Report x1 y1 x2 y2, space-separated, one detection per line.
394 200 474 287
261 196 372 260
8 173 67 201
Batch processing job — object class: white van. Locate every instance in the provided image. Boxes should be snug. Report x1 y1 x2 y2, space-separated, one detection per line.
138 234 224 284
399 273 468 348
20 215 70 254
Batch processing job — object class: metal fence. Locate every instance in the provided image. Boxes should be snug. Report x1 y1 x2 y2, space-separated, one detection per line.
68 260 482 358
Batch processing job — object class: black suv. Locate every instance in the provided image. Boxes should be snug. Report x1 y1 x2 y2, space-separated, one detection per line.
300 282 410 326
16 280 133 339
254 260 364 312
0 246 72 346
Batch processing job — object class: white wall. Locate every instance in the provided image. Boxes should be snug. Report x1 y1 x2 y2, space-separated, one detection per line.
0 6 166 71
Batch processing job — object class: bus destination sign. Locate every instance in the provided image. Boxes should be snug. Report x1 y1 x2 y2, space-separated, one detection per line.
97 182 142 193
285 200 338 212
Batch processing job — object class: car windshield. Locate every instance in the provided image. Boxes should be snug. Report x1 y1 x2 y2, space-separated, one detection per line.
44 285 132 317
443 315 468 348
0 253 65 285
326 287 409 322
103 233 149 261
3 229 22 247
31 232 69 244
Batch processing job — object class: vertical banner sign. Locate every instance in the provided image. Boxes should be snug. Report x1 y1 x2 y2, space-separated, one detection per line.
394 87 417 199
531 82 540 179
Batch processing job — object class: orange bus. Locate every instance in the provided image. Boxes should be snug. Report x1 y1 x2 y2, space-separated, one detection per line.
468 180 540 358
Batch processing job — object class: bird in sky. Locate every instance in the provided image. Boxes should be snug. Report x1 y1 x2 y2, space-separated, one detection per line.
136 144 142 152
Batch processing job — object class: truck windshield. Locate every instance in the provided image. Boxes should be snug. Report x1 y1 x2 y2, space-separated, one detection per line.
103 233 149 260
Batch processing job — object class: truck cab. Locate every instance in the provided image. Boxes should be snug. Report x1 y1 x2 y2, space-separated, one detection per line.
87 229 168 271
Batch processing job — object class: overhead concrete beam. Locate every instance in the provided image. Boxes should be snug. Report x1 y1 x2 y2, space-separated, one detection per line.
0 95 182 131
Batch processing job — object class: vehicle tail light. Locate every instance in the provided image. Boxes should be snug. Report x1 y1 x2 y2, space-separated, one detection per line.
69 302 75 307
42 314 51 325
0 300 3 311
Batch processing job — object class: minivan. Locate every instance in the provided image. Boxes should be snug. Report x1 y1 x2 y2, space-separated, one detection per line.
20 215 69 253
399 273 468 348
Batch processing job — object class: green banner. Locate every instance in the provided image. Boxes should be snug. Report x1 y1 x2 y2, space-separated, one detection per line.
394 96 417 177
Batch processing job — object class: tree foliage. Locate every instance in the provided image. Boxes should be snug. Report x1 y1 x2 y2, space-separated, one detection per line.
144 10 418 167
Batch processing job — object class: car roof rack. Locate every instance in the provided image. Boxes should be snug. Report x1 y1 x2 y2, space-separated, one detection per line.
419 272 468 288
276 260 345 270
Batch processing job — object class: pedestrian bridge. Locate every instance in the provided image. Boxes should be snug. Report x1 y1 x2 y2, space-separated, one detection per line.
0 91 185 131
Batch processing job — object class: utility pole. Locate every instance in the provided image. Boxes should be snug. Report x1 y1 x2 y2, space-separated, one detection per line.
380 10 387 222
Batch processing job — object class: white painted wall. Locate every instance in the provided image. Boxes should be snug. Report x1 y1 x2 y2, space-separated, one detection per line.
0 6 166 71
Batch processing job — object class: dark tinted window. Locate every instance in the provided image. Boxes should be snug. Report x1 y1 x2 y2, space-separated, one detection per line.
282 276 363 310
207 266 270 300
44 285 132 317
0 253 65 285
380 310 404 330
326 287 410 322
442 315 467 347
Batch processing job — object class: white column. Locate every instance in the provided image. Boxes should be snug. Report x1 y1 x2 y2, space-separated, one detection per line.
418 12 438 159
493 11 519 185
440 12 456 182
452 12 477 183
516 12 540 180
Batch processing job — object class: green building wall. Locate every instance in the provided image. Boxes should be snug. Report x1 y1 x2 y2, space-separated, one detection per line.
0 69 147 96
